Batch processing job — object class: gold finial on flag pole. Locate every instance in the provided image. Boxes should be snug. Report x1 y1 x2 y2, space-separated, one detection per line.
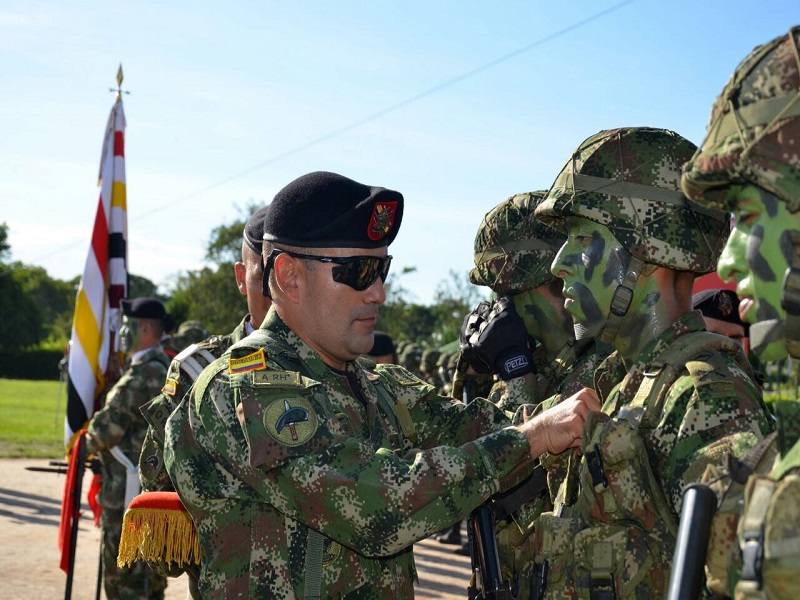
110 63 129 98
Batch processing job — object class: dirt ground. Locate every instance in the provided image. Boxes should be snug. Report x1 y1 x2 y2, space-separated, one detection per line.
1 458 472 599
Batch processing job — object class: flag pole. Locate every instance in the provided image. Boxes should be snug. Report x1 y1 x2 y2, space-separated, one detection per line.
60 63 130 600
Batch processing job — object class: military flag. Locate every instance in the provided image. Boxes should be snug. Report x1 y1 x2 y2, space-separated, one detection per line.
64 72 128 447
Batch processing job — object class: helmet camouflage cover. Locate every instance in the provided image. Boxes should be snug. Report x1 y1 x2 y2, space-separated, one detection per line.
682 26 800 212
535 127 730 273
470 191 566 295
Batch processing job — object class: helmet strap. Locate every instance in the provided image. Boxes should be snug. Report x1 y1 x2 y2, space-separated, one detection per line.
600 256 646 344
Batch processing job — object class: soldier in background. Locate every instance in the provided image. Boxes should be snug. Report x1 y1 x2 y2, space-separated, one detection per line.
528 126 772 598
681 26 800 598
692 288 747 342
139 204 273 492
366 330 397 364
85 297 173 600
162 320 209 359
136 205 272 599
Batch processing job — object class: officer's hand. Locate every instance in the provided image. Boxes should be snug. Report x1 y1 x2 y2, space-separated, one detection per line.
516 387 601 459
459 297 534 381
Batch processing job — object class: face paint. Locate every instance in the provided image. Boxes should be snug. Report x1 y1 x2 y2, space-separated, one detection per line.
717 184 799 361
552 217 631 339
119 316 140 354
511 286 573 355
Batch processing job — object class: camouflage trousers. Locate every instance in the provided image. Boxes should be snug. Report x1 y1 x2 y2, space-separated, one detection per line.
101 507 168 600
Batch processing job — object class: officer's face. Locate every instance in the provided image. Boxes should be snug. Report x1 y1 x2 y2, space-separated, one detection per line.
296 246 387 370
551 217 631 339
717 184 798 360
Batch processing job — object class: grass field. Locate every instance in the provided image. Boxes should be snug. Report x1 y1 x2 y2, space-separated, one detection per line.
0 378 68 458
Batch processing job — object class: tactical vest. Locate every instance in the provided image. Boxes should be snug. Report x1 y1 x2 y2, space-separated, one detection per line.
529 331 751 600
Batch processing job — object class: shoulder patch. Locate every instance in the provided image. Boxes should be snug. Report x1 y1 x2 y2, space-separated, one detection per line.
228 348 267 375
161 377 179 396
263 397 319 446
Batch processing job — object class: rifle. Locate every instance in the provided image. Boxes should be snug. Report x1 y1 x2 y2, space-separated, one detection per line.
24 460 95 475
463 379 515 600
667 483 717 600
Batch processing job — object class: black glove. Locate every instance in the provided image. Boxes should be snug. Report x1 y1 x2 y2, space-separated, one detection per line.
459 297 534 381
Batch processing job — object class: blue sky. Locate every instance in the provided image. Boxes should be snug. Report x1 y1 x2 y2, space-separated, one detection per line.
2 1 797 304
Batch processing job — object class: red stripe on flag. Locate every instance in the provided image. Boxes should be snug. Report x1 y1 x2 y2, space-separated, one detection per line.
108 283 125 308
91 199 109 279
114 131 124 157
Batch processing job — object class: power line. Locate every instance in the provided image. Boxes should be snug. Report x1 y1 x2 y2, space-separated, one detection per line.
28 0 638 267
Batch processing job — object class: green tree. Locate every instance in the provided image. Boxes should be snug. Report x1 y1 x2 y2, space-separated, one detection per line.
13 263 75 347
164 203 260 334
0 222 10 261
429 269 487 347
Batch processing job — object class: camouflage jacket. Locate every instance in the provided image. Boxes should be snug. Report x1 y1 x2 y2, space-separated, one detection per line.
139 316 250 491
164 310 534 599
530 311 773 599
86 345 170 511
592 311 772 513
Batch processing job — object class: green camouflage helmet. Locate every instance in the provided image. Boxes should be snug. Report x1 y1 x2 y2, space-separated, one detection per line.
682 26 800 213
535 127 730 274
469 191 566 294
420 348 441 372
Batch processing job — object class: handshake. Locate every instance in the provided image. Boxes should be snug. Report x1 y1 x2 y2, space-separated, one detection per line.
459 297 534 381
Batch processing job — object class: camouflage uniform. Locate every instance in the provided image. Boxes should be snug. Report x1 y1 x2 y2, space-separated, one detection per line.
523 127 773 599
682 27 800 599
163 309 535 599
86 345 171 600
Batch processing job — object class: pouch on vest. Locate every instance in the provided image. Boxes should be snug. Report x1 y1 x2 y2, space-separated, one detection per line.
734 448 800 600
700 432 779 595
533 412 677 598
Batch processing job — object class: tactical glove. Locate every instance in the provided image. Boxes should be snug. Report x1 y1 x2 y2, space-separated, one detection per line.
459 297 534 381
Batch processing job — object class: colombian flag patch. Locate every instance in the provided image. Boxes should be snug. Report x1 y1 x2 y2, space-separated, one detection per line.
228 348 267 375
161 378 179 396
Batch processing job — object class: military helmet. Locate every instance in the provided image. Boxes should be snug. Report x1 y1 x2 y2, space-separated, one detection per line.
470 191 566 294
535 127 730 274
682 27 800 213
420 349 441 372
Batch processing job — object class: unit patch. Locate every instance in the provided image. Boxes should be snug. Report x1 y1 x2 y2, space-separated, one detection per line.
264 397 318 446
228 348 267 375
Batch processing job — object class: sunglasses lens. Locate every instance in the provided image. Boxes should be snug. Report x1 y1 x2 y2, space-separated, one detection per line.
331 256 391 290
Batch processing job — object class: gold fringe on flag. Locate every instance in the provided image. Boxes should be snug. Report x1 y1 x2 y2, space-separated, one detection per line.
118 496 201 568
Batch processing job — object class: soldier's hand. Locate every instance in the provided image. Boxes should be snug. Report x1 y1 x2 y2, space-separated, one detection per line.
516 387 601 459
459 297 534 380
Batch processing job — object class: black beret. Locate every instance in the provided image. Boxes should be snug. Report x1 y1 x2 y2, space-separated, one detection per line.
243 204 270 255
263 171 403 248
692 288 744 326
369 331 395 356
122 297 174 331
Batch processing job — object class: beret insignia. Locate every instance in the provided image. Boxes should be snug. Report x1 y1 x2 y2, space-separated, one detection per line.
368 201 398 241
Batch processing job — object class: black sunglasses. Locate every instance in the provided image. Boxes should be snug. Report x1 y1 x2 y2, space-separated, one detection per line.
267 249 392 291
